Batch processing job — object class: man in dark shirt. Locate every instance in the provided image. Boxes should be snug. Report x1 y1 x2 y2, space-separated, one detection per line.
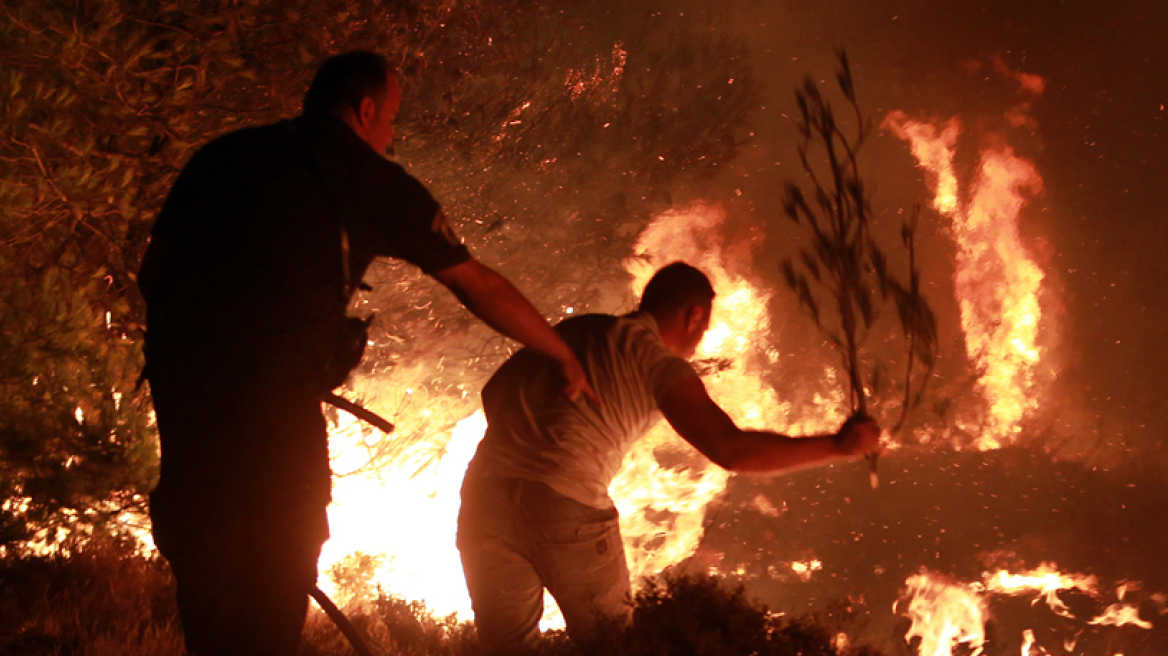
138 50 595 656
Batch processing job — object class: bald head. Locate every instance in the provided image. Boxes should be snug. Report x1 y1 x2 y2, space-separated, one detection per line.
303 50 395 119
639 262 714 358
639 262 715 316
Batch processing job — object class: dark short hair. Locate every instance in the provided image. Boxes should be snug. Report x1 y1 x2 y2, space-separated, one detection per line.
639 262 715 315
303 50 394 117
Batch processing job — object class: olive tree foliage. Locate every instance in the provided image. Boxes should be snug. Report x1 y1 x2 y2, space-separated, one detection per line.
779 52 938 448
0 0 756 548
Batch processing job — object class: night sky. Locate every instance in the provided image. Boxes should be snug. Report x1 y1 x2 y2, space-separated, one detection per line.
681 0 1167 459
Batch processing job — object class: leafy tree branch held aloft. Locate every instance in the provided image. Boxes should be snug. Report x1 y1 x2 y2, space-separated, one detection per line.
779 51 938 485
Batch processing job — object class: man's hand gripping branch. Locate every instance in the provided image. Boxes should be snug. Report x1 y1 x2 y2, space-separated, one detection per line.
658 376 882 475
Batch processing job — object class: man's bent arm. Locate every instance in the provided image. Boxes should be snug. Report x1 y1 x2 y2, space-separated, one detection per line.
658 376 879 473
432 258 599 403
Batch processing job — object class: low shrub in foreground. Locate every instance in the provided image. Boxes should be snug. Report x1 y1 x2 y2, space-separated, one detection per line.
2 539 880 656
0 537 181 656
335 572 883 656
584 573 882 656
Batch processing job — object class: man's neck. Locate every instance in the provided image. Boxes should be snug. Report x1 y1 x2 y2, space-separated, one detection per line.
645 309 687 356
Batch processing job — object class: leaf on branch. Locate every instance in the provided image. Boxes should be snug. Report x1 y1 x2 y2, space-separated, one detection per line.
795 89 809 121
782 183 803 222
846 178 865 205
814 188 832 214
835 48 854 101
799 249 820 282
779 259 797 290
855 285 874 328
868 240 890 298
901 220 914 246
821 104 836 135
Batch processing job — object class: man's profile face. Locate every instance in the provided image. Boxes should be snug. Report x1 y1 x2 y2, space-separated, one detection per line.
363 74 402 154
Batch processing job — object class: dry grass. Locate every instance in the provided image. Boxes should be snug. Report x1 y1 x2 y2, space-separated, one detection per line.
0 537 182 656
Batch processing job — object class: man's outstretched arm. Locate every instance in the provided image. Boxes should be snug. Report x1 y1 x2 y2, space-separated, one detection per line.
657 376 880 474
431 258 599 404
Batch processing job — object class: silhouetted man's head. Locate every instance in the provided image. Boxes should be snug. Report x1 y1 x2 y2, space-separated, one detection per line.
639 262 715 358
303 50 401 154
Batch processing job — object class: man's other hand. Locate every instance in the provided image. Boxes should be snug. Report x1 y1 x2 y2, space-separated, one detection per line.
833 413 882 457
433 258 600 407
558 355 600 405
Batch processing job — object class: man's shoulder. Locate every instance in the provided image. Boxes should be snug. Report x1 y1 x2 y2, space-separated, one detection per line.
555 311 654 329
200 121 290 152
556 312 618 330
178 122 297 176
555 312 665 352
554 312 624 342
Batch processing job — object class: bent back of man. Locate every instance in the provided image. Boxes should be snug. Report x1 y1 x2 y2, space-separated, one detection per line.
457 262 883 654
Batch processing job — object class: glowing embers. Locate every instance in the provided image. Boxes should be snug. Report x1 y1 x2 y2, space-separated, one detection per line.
789 558 823 582
885 113 1048 449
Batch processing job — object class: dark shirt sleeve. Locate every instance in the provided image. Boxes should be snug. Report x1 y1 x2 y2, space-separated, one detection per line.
361 158 470 274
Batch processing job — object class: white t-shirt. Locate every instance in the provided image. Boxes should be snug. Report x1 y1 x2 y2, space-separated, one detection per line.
466 312 699 509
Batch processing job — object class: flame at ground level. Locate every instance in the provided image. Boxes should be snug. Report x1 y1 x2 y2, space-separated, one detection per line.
898 573 988 656
898 565 1158 656
319 411 486 617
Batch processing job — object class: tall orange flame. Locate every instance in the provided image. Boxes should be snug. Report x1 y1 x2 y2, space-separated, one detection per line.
617 202 838 583
885 112 1047 448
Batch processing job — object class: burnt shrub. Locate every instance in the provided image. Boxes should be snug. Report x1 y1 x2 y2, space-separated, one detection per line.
583 572 883 656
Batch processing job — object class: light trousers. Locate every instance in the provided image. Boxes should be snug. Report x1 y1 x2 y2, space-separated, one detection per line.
457 472 631 653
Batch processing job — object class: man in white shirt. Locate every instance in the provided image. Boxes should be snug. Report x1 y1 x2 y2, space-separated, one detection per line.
457 261 882 653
